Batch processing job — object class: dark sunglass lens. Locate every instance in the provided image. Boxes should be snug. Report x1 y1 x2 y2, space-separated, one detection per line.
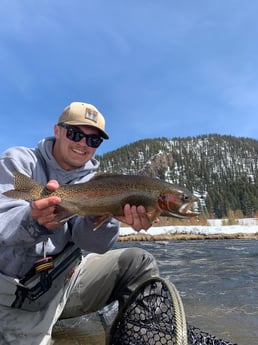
66 128 75 141
87 136 103 148
74 131 84 142
66 128 81 142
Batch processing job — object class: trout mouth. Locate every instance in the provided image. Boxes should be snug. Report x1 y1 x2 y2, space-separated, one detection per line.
178 202 200 218
162 203 199 219
158 193 200 218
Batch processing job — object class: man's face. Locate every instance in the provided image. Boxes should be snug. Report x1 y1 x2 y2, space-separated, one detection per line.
53 124 101 170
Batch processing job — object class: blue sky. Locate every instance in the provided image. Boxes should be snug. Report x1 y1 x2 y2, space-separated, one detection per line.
1 1 258 155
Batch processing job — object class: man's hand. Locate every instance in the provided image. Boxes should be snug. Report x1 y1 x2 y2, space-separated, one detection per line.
30 180 62 230
115 204 152 232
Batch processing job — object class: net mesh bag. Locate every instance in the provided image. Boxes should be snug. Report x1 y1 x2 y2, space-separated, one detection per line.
187 325 237 345
107 277 237 345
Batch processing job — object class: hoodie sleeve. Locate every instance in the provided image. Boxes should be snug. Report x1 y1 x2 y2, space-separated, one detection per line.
0 148 50 247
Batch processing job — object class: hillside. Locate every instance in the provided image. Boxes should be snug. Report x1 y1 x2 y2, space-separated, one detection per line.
95 134 258 219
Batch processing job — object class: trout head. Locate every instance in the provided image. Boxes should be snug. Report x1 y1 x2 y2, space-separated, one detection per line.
158 191 199 218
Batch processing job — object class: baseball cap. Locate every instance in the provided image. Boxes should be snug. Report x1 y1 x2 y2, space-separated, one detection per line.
58 102 109 139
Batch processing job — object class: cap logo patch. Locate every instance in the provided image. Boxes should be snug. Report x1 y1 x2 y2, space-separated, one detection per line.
85 108 98 123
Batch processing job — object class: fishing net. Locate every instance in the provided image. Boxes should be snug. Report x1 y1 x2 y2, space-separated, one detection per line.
106 277 237 345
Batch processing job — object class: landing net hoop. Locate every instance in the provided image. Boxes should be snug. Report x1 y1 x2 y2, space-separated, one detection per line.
108 277 188 345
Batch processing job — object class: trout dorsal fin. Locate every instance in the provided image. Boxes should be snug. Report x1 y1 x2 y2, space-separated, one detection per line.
3 171 45 201
13 171 39 191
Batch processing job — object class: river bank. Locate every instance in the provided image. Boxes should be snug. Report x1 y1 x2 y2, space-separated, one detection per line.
118 220 258 241
118 231 258 241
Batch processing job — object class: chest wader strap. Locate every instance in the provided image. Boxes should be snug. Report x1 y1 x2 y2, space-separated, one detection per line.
11 243 81 311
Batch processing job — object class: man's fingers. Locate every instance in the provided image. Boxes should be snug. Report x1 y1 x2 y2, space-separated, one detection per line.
123 204 134 225
118 204 152 232
30 196 62 230
31 197 61 211
46 180 59 191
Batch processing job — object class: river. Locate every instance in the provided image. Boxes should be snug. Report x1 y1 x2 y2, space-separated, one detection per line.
53 238 258 345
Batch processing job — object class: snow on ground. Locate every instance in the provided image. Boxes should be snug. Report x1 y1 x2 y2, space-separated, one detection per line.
119 219 258 236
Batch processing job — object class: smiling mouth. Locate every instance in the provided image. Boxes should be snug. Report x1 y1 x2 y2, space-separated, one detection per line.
72 148 87 155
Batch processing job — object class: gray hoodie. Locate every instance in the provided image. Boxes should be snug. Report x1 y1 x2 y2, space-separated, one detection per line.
0 137 120 278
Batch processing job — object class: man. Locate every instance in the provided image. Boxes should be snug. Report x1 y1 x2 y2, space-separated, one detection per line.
0 102 159 345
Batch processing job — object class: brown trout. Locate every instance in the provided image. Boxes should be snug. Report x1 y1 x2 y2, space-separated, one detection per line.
3 172 199 224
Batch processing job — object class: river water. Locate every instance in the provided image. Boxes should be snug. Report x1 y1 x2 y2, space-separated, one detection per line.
53 239 258 345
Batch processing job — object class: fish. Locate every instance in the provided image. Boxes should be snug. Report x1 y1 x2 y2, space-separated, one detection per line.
3 172 199 226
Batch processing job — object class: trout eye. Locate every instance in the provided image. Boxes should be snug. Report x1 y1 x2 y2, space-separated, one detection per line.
182 194 190 201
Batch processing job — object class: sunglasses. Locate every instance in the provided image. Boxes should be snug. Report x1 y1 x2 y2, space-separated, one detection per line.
59 124 103 148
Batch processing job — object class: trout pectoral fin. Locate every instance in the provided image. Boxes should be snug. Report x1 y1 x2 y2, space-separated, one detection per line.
54 205 77 222
147 209 161 223
93 214 111 231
